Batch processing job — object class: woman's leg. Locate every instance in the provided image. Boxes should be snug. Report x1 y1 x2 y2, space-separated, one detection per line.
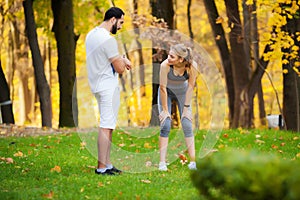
184 136 195 162
177 93 196 163
158 91 172 165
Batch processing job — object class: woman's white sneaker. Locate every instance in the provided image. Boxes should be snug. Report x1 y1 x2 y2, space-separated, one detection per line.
158 162 168 171
188 162 197 170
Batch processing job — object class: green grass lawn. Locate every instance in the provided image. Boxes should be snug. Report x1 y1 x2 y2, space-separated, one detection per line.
0 128 299 199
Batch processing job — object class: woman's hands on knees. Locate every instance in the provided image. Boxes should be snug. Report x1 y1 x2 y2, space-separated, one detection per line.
182 107 192 122
159 110 171 124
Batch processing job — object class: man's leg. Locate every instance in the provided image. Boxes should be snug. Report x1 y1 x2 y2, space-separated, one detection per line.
97 127 112 169
105 129 113 166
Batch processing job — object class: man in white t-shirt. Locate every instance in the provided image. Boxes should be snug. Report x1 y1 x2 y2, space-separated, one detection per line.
85 7 131 175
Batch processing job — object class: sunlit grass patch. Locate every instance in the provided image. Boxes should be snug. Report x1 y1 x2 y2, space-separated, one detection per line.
0 128 299 199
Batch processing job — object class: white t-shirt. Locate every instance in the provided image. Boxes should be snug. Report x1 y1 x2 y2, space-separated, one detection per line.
85 27 119 93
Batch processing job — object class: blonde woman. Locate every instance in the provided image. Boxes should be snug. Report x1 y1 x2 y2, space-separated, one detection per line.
158 43 198 171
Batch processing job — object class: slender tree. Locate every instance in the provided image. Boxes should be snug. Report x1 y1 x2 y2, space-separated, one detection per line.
149 0 174 126
224 0 250 128
51 0 78 127
282 10 300 132
203 0 235 126
133 0 145 97
187 0 200 129
23 0 52 127
242 0 266 127
250 1 266 126
0 61 14 124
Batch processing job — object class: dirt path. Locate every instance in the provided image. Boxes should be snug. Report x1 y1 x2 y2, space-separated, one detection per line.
0 124 97 138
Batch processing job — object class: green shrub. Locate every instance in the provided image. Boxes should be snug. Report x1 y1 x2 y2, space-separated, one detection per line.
191 150 300 200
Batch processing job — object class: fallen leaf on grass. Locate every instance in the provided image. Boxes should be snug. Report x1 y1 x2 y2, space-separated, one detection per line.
14 151 23 157
42 191 54 199
141 179 151 184
179 153 188 165
5 157 14 164
50 165 61 173
80 142 86 149
143 142 152 149
179 153 187 161
211 149 218 152
145 161 152 167
98 182 104 187
255 139 265 144
1 157 10 163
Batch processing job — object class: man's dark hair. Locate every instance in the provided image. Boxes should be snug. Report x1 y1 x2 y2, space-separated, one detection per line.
104 7 124 21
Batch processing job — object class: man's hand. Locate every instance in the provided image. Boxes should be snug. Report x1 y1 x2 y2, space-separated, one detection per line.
123 55 132 70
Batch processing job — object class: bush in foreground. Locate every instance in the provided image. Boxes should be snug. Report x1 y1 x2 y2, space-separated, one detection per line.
191 150 300 200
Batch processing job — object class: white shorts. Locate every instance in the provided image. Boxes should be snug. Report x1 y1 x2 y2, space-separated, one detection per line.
94 87 120 129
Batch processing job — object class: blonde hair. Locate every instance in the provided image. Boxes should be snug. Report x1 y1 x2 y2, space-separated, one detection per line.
170 43 194 78
170 44 193 68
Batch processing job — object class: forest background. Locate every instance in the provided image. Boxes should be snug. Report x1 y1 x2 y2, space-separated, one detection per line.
0 0 299 132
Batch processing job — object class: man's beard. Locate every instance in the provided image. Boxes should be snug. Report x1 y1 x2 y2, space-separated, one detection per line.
111 20 118 34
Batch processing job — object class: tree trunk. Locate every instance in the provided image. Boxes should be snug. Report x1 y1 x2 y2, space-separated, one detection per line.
7 24 16 104
187 0 199 129
242 0 251 75
0 61 14 124
11 19 32 124
242 0 255 127
241 0 266 127
251 1 266 126
187 0 194 40
149 0 174 126
132 0 146 126
283 64 300 132
282 14 300 132
203 0 235 126
23 0 52 127
51 0 78 127
245 44 271 121
224 0 250 128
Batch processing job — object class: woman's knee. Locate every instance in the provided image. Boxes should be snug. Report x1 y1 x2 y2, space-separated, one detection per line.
181 117 193 137
160 118 171 137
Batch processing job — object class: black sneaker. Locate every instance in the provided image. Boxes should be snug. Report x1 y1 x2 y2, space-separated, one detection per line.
95 169 115 175
107 166 122 174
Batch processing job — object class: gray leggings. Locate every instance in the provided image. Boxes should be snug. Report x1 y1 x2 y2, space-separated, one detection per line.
158 89 193 138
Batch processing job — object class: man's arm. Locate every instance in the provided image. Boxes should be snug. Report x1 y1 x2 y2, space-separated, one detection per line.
110 55 131 74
